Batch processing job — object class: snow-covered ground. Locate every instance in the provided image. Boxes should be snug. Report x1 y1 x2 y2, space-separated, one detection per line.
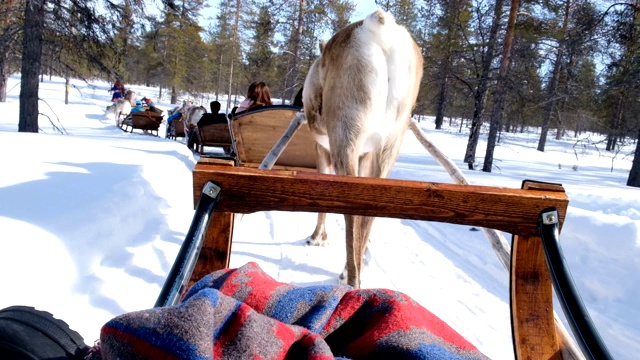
0 75 638 359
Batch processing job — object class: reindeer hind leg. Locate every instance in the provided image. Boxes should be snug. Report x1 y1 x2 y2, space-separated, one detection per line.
307 144 332 246
332 145 366 287
342 152 379 287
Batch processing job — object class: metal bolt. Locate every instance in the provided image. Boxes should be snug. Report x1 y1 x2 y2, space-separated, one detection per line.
546 213 556 223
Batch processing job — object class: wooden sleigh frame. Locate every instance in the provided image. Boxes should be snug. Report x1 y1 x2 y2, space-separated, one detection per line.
192 105 307 161
189 163 570 359
156 110 612 359
120 110 164 136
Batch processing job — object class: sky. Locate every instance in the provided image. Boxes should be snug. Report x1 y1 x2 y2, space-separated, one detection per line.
0 75 639 360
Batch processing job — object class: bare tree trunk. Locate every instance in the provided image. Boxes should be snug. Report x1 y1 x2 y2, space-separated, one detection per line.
607 95 624 151
281 55 291 105
434 71 448 130
537 0 571 152
0 0 16 102
64 77 70 104
216 53 223 101
482 0 520 173
286 0 305 101
628 128 640 187
464 0 504 169
171 85 177 104
226 0 240 114
19 0 46 133
0 60 7 102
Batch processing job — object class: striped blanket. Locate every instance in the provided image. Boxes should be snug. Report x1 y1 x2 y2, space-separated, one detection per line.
95 262 488 359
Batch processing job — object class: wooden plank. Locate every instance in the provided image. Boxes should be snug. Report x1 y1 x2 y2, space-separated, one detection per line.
510 181 566 360
188 160 236 286
197 157 236 165
187 211 234 287
511 234 562 360
199 123 232 148
231 107 316 169
193 165 569 237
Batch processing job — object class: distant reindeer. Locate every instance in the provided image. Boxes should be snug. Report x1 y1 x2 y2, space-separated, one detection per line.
302 9 423 288
179 101 206 129
123 89 136 106
105 99 131 126
180 102 207 149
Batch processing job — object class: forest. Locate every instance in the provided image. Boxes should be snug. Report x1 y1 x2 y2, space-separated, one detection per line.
1 0 639 185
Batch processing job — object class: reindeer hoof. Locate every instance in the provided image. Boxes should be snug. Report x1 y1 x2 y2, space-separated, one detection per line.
306 236 327 247
339 267 348 282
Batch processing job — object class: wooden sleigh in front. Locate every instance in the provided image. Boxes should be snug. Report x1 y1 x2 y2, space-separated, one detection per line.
157 109 613 360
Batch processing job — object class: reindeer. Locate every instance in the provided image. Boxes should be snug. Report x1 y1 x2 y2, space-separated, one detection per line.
302 9 423 288
105 98 131 126
180 101 207 150
123 89 136 106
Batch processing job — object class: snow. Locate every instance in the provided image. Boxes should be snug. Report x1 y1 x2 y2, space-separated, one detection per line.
0 74 638 359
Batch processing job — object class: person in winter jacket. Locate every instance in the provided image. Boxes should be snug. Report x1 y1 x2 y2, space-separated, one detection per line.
109 80 124 102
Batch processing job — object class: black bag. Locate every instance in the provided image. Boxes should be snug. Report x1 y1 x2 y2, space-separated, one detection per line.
0 306 89 359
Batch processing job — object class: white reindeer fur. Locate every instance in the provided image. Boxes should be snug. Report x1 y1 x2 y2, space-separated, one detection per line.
302 9 423 288
105 99 131 126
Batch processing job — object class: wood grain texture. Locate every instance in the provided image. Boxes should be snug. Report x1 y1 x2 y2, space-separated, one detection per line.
190 162 573 358
188 160 236 285
193 165 569 237
198 123 232 148
188 211 234 287
511 234 562 360
231 108 317 168
510 181 566 360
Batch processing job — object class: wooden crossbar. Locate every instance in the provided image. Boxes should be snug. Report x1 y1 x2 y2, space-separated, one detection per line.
193 164 568 237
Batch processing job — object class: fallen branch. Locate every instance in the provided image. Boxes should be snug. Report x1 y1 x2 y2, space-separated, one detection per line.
39 113 66 135
7 83 20 94
39 98 68 135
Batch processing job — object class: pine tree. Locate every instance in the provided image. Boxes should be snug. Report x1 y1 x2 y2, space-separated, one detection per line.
18 0 46 133
537 0 572 152
601 1 640 155
17 0 178 132
285 0 305 102
225 0 241 112
157 0 206 103
327 0 355 33
245 5 276 87
209 1 236 102
555 1 599 139
503 10 544 134
464 0 505 169
482 0 520 172
430 0 472 130
598 1 640 186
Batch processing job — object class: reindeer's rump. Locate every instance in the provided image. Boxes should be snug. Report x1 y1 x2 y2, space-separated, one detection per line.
304 9 422 157
98 262 488 359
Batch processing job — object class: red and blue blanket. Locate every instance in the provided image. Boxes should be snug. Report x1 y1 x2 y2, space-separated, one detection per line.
95 262 489 359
